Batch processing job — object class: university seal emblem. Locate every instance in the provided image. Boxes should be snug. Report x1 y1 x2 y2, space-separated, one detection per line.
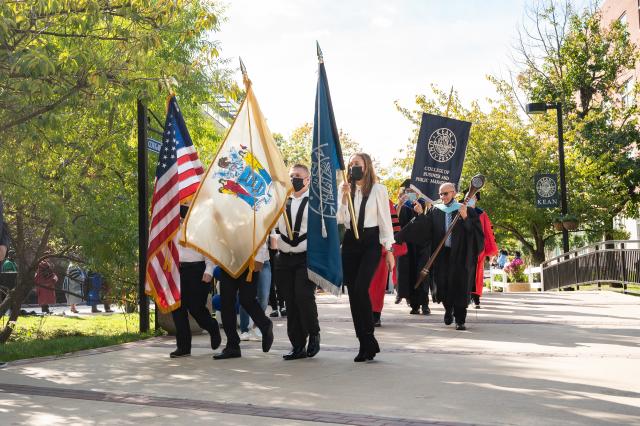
427 128 457 163
536 176 557 198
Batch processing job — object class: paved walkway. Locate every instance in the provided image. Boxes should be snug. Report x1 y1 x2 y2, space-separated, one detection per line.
1 291 640 425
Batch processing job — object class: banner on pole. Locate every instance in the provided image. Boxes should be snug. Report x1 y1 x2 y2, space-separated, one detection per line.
534 173 559 208
410 113 472 201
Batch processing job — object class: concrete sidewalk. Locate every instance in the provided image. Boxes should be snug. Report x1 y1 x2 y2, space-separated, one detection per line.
1 291 639 425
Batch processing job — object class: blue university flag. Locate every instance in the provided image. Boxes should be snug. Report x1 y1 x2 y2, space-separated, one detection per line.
307 43 344 295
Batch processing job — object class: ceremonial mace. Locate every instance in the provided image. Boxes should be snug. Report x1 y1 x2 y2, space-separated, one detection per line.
414 174 486 288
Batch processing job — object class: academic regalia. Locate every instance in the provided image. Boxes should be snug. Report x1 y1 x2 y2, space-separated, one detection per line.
395 203 484 326
473 208 498 297
369 201 406 314
396 203 432 309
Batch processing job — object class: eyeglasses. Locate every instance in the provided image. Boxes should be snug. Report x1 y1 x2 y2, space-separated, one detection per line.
439 191 454 196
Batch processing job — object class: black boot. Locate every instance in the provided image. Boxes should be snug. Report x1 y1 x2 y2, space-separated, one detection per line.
307 334 320 358
354 336 368 362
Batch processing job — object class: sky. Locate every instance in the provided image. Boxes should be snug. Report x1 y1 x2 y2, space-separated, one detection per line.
213 0 536 167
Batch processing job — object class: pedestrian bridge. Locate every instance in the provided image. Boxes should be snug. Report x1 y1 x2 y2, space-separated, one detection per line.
1 291 639 425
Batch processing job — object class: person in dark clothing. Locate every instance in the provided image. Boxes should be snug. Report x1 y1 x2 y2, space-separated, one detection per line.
214 243 274 360
396 180 433 315
170 206 222 358
273 164 320 360
268 242 287 317
395 183 484 330
338 153 395 362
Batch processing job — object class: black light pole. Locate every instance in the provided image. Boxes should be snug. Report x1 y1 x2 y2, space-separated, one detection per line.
526 102 570 253
137 99 150 332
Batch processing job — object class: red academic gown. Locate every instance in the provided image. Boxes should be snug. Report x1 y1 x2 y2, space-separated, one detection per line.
369 201 407 313
35 261 58 305
473 210 498 296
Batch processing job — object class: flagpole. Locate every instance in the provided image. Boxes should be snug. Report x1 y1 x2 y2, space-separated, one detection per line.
317 42 358 239
444 86 454 116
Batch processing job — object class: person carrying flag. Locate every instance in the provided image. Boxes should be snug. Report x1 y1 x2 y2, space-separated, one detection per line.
273 164 321 360
144 95 221 358
338 153 395 362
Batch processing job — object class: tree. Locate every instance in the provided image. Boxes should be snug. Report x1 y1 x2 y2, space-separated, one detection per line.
0 0 233 342
516 0 640 239
395 84 565 264
275 123 362 168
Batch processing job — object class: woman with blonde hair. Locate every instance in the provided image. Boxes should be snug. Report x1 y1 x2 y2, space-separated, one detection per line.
338 153 395 362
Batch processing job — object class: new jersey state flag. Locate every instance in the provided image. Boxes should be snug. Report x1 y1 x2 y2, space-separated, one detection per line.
182 67 292 279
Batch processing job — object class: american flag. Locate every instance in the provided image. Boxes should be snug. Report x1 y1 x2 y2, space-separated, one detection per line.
145 96 204 312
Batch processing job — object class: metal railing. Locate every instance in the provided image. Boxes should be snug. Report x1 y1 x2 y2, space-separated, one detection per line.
541 240 640 293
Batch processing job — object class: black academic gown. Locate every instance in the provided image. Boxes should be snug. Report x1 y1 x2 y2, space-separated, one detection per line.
396 205 431 303
395 205 484 308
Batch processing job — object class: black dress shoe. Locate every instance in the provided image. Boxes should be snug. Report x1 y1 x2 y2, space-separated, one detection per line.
307 334 320 358
213 347 241 360
421 305 431 315
409 307 420 315
261 321 274 352
283 347 307 360
394 296 401 304
269 310 279 318
444 311 453 325
373 318 381 327
280 308 287 317
455 323 466 331
354 350 369 362
209 323 222 350
169 349 191 358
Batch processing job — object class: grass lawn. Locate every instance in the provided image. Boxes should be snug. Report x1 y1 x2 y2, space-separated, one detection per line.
0 313 163 362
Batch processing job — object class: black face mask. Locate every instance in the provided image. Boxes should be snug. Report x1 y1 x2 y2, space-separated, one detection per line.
349 166 363 181
291 177 305 192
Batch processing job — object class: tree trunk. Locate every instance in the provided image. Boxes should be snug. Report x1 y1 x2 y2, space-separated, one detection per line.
0 269 34 343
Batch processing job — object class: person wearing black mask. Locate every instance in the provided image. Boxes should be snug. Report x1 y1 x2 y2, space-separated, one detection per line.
273 164 321 360
338 153 395 362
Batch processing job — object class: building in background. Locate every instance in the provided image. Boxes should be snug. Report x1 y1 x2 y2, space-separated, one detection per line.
601 0 640 240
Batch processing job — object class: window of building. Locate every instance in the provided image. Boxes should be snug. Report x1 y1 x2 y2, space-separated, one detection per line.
619 11 628 26
622 77 635 108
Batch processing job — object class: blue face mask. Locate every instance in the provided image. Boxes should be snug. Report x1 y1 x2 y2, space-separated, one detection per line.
468 198 476 207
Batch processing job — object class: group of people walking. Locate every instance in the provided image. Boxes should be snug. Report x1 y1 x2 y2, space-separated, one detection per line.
171 152 497 363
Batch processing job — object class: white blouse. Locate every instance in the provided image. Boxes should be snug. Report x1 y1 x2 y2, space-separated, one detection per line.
337 182 394 251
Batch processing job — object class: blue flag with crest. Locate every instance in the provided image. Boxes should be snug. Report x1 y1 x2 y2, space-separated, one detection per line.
307 44 344 294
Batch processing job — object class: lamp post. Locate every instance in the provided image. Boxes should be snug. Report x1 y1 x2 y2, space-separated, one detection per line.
526 102 570 253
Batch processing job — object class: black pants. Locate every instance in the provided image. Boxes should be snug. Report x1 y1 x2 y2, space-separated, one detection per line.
436 249 468 324
275 252 319 347
342 227 380 340
268 249 286 311
219 268 272 350
171 262 219 352
409 280 429 310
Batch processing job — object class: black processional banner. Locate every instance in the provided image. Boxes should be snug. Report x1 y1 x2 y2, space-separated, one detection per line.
534 173 559 208
410 113 472 201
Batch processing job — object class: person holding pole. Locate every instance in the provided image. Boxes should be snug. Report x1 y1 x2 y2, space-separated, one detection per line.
273 164 321 360
395 182 484 330
338 153 395 362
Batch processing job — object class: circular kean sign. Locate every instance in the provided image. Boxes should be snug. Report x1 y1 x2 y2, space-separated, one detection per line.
427 128 457 163
536 176 557 198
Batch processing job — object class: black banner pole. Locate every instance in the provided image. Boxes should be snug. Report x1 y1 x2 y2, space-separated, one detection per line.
137 99 150 333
